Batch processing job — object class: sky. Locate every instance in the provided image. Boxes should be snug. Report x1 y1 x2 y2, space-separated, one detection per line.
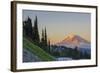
23 10 91 44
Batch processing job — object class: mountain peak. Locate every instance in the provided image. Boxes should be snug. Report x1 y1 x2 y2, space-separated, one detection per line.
63 34 89 43
66 34 75 39
57 34 90 48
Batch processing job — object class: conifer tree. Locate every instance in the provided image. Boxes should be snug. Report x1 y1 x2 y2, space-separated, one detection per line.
33 16 40 43
44 27 47 46
48 39 51 53
23 17 33 39
41 29 45 44
40 28 48 51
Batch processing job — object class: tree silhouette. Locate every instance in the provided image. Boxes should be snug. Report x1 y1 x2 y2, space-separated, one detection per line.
40 28 47 51
48 39 51 53
23 17 33 39
44 27 47 47
47 39 51 53
40 29 45 49
33 16 40 43
41 29 45 44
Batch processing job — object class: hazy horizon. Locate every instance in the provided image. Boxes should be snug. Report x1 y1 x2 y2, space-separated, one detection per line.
23 10 91 44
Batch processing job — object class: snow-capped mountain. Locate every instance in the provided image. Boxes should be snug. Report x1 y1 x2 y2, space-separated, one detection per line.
56 34 90 49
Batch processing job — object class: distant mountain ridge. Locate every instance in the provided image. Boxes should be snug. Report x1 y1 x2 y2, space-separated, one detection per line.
56 34 90 48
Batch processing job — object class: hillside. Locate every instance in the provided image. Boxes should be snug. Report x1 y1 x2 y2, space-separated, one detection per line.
23 38 55 61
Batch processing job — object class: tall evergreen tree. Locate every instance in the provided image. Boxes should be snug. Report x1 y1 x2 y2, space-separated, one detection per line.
23 17 33 39
41 29 45 43
48 39 51 53
33 16 40 43
48 39 50 48
44 27 47 46
40 28 48 51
